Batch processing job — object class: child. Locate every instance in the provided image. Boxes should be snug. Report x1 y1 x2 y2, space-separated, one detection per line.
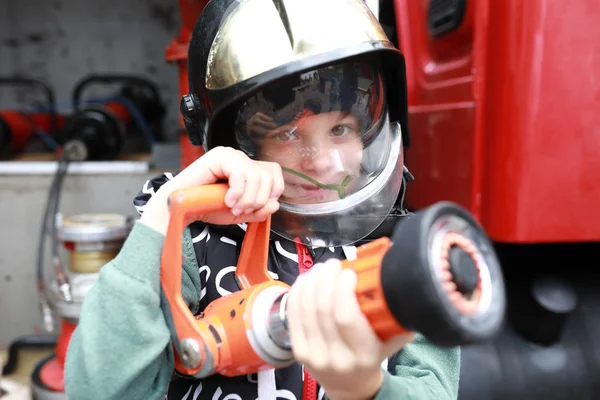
65 0 460 399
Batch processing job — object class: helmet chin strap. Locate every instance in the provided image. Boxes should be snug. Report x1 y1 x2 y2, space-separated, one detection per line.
281 166 353 199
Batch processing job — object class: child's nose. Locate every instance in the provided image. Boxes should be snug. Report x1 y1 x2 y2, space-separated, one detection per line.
299 142 339 175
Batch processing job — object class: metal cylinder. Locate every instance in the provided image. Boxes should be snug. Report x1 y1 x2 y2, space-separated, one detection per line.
266 292 291 350
50 213 133 319
57 213 132 273
248 285 294 368
68 249 119 274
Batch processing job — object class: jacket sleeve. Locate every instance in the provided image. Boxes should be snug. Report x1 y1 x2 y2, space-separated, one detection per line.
64 221 203 400
374 335 461 400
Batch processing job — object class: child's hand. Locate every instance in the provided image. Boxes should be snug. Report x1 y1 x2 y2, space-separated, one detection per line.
141 146 284 234
286 259 416 400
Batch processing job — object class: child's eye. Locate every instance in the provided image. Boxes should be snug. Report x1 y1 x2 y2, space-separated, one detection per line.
274 130 299 142
331 125 350 137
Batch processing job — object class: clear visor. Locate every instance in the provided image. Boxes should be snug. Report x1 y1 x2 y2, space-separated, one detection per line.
235 61 389 205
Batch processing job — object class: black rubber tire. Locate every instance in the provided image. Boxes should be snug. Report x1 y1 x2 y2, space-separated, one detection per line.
380 201 506 347
31 352 67 399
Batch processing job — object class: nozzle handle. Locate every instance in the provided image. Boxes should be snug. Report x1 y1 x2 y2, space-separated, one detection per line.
160 183 274 375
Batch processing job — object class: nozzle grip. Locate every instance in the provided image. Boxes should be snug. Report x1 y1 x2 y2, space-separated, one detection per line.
160 183 274 376
265 238 411 345
342 237 411 340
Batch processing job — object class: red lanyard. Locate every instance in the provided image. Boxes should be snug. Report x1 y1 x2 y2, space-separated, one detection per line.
295 240 319 400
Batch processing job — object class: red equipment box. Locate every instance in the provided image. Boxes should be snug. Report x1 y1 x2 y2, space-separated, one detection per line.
394 0 600 243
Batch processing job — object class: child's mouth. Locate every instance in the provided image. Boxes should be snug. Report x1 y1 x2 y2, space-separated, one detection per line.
281 167 355 200
290 183 329 200
299 184 321 192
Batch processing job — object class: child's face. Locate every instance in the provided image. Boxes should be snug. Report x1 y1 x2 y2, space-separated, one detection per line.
257 110 364 204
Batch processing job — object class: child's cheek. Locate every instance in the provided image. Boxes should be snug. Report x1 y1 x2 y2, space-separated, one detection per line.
340 143 364 174
265 143 301 166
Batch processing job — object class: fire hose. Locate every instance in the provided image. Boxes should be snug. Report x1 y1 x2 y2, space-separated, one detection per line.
160 184 506 379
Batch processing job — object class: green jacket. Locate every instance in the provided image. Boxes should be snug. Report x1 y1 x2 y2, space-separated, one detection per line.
64 221 460 399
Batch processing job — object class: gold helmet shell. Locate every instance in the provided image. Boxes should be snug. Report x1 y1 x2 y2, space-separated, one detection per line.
181 0 410 150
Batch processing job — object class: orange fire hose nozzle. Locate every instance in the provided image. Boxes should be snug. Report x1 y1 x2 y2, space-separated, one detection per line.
161 184 506 379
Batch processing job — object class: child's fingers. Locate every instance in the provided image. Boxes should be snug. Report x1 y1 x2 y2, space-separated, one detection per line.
248 125 270 137
224 170 247 210
333 269 380 366
287 274 310 363
233 169 261 215
245 198 280 222
296 265 330 370
314 260 343 345
253 170 274 212
257 112 274 122
255 118 278 131
221 155 283 216
271 166 285 199
258 161 285 198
